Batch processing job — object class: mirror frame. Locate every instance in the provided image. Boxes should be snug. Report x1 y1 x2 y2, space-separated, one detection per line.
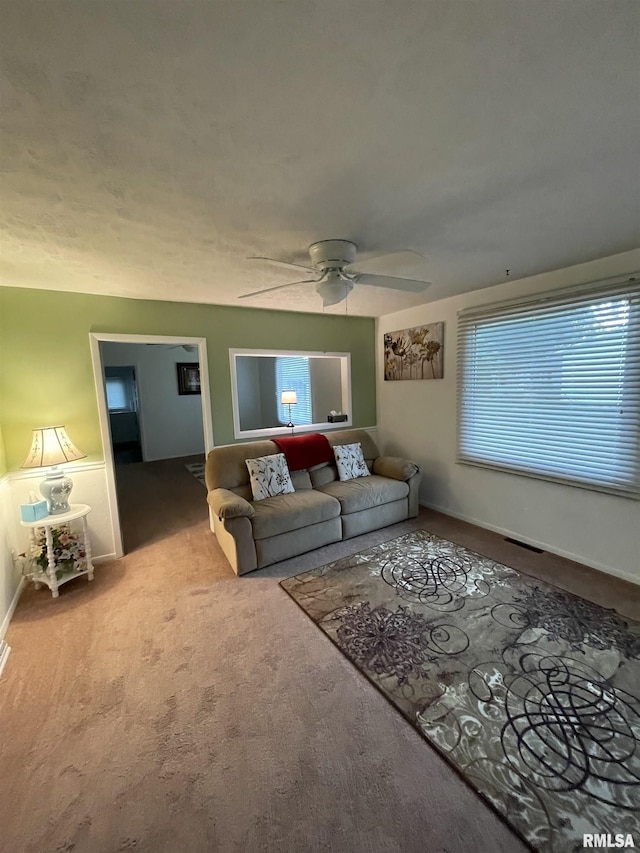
229 348 352 440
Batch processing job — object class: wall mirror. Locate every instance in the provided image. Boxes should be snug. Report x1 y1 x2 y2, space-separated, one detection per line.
230 349 352 439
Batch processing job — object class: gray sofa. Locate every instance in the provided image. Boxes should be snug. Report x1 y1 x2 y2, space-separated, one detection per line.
205 428 421 575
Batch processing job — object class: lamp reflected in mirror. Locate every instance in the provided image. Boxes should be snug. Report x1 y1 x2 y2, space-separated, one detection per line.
281 390 297 433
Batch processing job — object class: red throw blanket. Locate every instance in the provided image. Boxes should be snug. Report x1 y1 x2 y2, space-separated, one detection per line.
273 433 334 471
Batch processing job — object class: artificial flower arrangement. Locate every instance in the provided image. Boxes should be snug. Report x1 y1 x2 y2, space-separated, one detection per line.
19 524 87 581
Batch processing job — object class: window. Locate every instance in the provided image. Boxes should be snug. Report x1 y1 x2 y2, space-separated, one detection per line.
105 369 137 413
106 377 129 411
457 277 640 497
276 357 313 425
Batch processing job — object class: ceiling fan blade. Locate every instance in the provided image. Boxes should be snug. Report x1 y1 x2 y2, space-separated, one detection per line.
239 278 322 299
353 274 431 293
360 249 424 264
247 256 316 274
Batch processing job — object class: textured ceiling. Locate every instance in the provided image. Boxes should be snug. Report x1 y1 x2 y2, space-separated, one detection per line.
1 1 638 316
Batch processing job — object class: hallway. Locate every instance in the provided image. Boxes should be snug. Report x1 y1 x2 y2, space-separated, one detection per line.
114 455 208 552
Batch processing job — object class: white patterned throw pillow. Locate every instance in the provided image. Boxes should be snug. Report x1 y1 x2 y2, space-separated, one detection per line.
333 442 370 482
246 453 295 501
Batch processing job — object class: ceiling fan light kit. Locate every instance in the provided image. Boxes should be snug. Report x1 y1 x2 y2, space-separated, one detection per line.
243 239 431 308
317 272 354 307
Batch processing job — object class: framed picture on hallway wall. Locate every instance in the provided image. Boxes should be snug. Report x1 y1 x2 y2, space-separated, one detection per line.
383 322 444 380
177 362 201 395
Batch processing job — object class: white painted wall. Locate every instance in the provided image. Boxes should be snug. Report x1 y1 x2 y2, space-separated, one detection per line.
377 249 640 584
8 464 117 563
0 475 22 642
101 343 205 461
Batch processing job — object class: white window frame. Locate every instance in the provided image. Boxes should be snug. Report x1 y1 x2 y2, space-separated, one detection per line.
456 274 640 498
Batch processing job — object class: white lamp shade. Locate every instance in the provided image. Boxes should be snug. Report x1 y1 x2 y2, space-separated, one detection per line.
21 426 86 469
317 276 353 307
281 391 297 405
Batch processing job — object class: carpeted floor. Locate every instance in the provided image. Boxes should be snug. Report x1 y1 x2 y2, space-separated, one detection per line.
185 461 206 487
0 456 638 853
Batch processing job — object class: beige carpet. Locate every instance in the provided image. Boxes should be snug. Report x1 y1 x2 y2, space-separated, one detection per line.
1 456 638 853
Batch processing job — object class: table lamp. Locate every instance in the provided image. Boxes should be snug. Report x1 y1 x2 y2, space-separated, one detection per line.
21 426 86 514
281 390 297 433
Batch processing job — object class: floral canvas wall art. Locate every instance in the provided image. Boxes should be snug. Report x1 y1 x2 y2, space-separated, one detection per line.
384 322 444 380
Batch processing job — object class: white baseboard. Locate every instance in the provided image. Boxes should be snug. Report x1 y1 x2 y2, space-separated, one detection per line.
144 450 206 462
421 501 639 587
0 640 10 680
0 576 25 641
93 553 117 564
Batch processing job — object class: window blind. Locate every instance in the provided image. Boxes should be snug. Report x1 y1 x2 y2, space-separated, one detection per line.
276 357 313 425
106 376 130 412
457 276 640 497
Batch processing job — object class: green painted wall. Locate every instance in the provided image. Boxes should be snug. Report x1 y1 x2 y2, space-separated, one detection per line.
0 287 376 470
0 424 6 478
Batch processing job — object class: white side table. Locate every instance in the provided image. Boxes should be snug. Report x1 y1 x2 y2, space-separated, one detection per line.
20 504 95 599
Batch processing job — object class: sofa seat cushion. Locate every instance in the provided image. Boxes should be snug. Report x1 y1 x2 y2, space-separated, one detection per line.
316 474 409 515
251 489 340 540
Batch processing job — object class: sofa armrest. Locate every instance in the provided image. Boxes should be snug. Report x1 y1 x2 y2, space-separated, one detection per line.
373 456 419 482
207 488 255 520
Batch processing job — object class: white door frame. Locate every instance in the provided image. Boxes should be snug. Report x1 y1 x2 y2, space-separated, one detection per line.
89 332 215 558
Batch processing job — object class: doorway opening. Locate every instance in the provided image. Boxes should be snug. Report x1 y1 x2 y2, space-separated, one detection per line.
89 333 215 557
105 365 143 464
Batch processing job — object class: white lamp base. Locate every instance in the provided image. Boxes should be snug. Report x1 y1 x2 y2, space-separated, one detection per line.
40 467 74 514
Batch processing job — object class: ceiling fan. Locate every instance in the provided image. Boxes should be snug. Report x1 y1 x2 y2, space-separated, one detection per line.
242 239 431 307
145 344 198 352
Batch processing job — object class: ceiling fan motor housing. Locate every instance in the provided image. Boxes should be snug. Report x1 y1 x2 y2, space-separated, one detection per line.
308 239 357 272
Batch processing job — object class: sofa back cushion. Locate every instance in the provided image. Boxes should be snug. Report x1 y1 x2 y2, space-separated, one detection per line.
206 440 278 492
206 439 314 497
205 428 378 495
308 465 337 488
291 470 313 490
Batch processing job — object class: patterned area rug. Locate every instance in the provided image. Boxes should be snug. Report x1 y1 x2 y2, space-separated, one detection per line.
185 462 206 487
280 530 640 852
